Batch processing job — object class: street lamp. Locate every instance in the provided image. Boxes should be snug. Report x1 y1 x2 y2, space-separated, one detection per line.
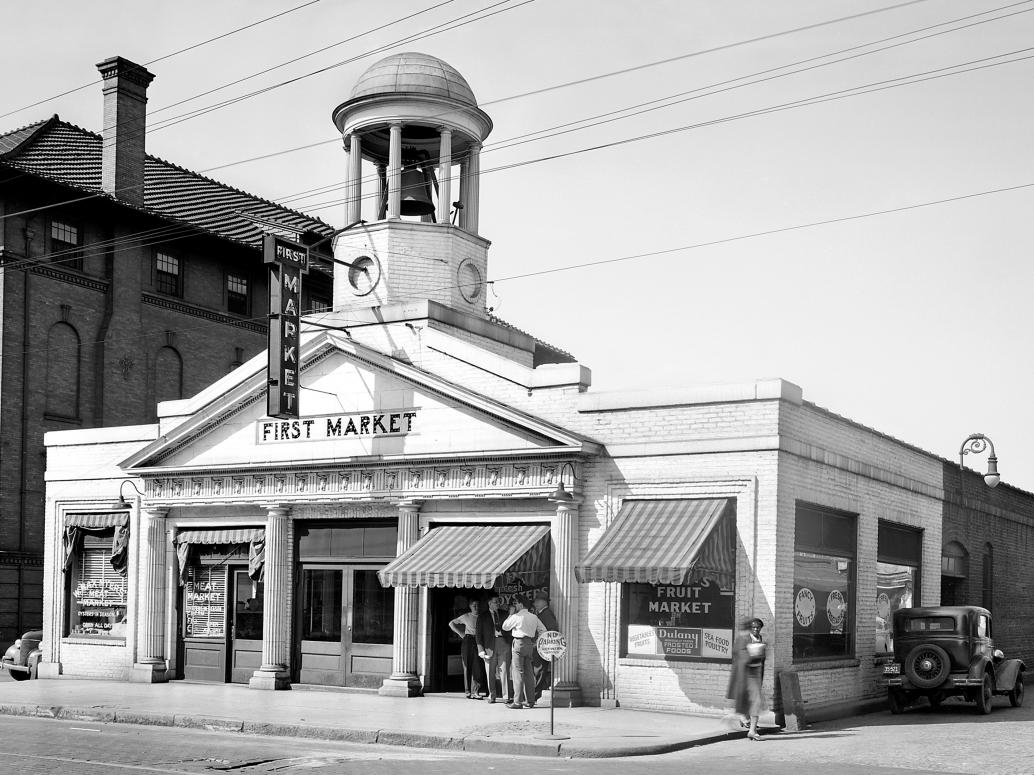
959 434 1001 494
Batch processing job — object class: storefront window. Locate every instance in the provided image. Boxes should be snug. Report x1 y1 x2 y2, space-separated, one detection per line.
184 565 226 638
301 569 343 641
352 570 393 644
68 534 127 638
233 572 264 640
623 581 735 660
793 504 856 661
876 522 922 654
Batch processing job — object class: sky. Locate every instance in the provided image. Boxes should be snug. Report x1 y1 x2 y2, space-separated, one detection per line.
3 0 1033 491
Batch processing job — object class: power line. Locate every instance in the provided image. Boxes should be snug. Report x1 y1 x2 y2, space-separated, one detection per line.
0 0 326 122
275 1 1034 208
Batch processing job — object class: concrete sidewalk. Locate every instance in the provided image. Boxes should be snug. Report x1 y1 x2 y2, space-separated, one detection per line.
0 677 749 757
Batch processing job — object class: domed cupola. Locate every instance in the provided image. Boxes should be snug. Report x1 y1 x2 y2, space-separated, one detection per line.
329 53 495 317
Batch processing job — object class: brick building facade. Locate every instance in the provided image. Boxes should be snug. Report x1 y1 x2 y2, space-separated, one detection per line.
37 53 1032 719
0 56 333 645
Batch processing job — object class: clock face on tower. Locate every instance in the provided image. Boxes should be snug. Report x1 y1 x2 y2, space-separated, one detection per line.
348 255 381 296
457 258 483 303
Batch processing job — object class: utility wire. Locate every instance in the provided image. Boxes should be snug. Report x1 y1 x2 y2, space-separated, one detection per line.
275 0 1034 207
0 0 326 122
5 40 1032 276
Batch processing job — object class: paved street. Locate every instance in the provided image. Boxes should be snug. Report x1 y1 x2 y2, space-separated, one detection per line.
1 689 1031 775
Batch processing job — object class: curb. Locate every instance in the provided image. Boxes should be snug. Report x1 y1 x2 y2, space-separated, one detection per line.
0 703 740 758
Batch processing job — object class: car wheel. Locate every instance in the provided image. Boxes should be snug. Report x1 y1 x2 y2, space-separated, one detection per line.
904 644 951 689
888 688 907 715
976 672 994 715
1008 677 1024 708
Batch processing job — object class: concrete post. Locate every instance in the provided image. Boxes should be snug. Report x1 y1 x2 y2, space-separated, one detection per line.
437 127 453 225
250 506 291 690
549 498 582 706
345 133 363 224
132 507 170 683
387 122 403 220
380 501 423 696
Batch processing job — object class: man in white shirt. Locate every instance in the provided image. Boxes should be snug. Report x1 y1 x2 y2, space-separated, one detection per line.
501 597 545 709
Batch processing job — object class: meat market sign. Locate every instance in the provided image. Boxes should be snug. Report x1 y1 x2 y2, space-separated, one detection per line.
257 410 418 444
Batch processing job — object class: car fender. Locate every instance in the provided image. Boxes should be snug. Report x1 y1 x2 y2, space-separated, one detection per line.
994 659 1026 691
967 655 993 682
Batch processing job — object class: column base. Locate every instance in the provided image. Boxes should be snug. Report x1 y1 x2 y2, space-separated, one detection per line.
550 681 582 707
131 661 169 683
37 662 62 679
249 669 291 690
378 674 423 697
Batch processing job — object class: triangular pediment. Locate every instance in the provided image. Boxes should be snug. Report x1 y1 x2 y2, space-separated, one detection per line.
122 332 593 474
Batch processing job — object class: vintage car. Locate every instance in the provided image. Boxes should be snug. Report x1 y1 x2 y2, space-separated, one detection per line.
884 606 1025 714
1 629 43 681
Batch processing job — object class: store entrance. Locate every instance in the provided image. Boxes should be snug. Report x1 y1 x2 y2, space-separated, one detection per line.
428 587 490 693
294 565 394 687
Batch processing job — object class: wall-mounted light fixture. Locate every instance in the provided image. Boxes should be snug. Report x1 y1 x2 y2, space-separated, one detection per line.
959 433 1001 501
548 462 578 504
118 479 144 507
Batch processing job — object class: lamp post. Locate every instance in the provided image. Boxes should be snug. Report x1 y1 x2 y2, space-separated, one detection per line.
959 433 1001 501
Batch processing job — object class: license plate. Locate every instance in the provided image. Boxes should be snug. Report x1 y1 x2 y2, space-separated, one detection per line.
883 663 900 674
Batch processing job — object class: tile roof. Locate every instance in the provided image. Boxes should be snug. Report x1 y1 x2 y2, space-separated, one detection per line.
0 116 333 249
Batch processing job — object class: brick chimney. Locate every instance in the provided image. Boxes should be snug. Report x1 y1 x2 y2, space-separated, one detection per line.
96 56 155 207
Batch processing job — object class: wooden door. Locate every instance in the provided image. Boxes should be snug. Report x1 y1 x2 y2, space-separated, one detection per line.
181 565 228 682
229 569 263 684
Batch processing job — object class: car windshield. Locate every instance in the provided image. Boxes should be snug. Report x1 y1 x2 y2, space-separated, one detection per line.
904 616 956 632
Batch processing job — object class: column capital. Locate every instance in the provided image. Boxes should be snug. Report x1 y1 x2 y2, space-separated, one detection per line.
141 506 169 520
437 125 453 136
396 499 423 514
265 505 291 518
552 498 583 513
389 120 404 129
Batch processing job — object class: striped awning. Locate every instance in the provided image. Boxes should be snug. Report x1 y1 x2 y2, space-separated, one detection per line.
65 512 129 529
575 499 734 586
378 524 551 589
175 528 264 545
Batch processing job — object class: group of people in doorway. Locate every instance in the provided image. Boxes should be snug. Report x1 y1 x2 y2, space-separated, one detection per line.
449 592 558 709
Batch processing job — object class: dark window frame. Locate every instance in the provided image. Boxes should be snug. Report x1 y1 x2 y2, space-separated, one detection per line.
226 272 250 316
49 219 84 271
155 250 183 297
793 502 857 662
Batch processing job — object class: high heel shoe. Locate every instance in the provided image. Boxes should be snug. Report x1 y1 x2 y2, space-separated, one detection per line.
747 731 762 741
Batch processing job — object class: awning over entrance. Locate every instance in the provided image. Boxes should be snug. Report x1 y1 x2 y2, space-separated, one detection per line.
175 528 264 545
65 512 129 528
378 524 551 589
575 498 734 587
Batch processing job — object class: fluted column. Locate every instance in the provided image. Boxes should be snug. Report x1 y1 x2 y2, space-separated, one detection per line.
436 127 453 225
132 507 170 683
387 122 403 220
549 497 582 706
250 506 291 690
380 501 422 697
345 133 363 224
464 142 481 234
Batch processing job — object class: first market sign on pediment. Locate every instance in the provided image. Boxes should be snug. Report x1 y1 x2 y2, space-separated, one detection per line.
258 410 417 444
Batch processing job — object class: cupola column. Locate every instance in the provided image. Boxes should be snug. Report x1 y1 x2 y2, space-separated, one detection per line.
436 128 453 225
345 133 363 224
387 122 403 220
460 142 481 234
375 162 387 220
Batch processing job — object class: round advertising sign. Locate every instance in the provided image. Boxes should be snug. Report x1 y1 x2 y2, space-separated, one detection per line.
537 630 567 660
826 589 846 628
795 587 816 627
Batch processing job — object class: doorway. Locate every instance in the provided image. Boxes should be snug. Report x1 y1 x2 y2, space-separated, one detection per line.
428 587 490 693
295 564 394 687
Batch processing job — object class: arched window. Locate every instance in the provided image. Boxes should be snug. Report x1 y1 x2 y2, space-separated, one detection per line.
154 346 183 406
982 543 993 612
45 322 81 419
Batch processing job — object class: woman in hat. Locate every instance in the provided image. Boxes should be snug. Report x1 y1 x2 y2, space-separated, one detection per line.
727 617 766 740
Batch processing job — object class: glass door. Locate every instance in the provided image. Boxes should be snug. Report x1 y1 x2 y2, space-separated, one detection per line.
229 569 263 684
294 565 393 687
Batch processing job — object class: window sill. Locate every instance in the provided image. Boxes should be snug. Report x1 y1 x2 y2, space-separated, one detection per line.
62 637 126 647
791 657 861 671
